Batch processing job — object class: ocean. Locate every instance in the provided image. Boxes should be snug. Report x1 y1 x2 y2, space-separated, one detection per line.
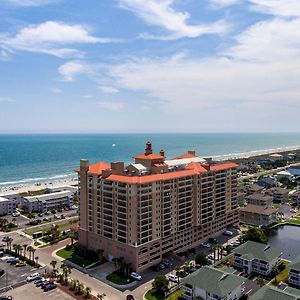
1 133 300 186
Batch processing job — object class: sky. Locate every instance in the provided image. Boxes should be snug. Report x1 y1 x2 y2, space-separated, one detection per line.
0 0 300 133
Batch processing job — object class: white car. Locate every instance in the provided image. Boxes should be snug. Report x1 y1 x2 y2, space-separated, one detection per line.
201 242 211 248
223 230 233 236
168 274 179 283
12 212 20 217
130 272 142 281
27 272 41 282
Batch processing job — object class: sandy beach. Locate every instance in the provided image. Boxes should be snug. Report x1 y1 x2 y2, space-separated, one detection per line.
0 177 78 194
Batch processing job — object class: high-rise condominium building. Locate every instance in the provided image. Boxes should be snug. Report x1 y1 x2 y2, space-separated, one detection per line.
77 142 239 272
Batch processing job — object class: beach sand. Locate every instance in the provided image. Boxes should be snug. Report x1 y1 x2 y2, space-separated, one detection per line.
0 178 78 194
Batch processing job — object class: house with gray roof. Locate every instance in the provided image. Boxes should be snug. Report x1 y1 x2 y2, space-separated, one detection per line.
288 255 300 287
245 193 273 207
250 285 300 300
265 187 289 203
181 266 246 300
232 241 282 275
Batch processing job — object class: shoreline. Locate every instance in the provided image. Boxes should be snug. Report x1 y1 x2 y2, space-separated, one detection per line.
1 144 300 195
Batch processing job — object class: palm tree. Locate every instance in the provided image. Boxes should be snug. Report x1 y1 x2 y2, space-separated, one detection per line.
27 246 33 261
23 244 28 258
35 256 39 266
85 286 92 298
11 217 16 226
50 260 57 276
69 231 76 246
70 279 78 291
12 244 18 255
97 293 106 300
32 248 36 261
60 263 71 284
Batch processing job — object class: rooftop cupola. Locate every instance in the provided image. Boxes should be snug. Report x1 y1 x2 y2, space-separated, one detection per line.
145 141 153 155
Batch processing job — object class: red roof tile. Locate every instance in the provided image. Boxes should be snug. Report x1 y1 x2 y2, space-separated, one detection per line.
173 153 196 159
210 162 238 171
88 162 110 175
133 153 165 160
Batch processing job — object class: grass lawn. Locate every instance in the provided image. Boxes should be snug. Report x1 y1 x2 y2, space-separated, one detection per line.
145 288 183 300
272 261 289 286
56 247 98 268
106 271 132 285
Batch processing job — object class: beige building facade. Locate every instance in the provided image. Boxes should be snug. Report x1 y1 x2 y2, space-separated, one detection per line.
77 142 239 272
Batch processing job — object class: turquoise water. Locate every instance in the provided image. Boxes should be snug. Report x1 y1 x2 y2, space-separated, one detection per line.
1 133 300 186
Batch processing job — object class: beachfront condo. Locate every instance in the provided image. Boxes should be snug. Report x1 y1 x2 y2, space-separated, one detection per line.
77 141 239 272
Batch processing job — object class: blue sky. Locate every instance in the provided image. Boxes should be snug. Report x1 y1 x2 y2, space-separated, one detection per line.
0 0 300 133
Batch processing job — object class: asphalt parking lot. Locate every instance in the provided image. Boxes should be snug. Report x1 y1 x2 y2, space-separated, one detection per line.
0 258 44 291
1 282 75 300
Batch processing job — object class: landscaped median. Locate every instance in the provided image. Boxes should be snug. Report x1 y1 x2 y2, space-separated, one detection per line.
56 242 101 268
144 288 183 300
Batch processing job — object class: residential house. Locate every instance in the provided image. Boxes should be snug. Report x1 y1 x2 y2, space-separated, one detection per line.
250 285 300 300
0 197 14 216
181 266 246 300
257 177 277 189
239 205 278 227
23 191 73 212
245 193 273 207
245 184 264 195
289 165 300 177
288 255 300 287
266 187 289 204
232 241 282 276
291 191 300 206
276 171 293 181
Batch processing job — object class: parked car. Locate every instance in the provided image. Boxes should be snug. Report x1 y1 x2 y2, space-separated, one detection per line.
6 257 16 263
9 259 20 265
57 208 63 213
54 214 60 219
0 243 6 248
161 260 171 267
126 295 135 300
44 283 57 292
201 242 211 248
44 211 50 215
64 207 69 211
150 265 161 272
34 278 43 285
15 261 26 267
12 212 20 217
223 230 233 236
51 209 56 214
36 279 50 287
27 273 41 282
38 213 43 217
130 272 142 281
2 236 9 242
168 274 179 283
0 296 12 300
208 238 218 244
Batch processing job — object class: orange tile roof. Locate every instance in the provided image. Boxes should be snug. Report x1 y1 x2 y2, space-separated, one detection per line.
88 162 110 175
210 162 238 171
173 153 196 159
187 162 208 173
107 169 198 184
133 153 164 160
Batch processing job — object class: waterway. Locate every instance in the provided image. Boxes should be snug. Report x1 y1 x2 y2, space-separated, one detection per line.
268 225 300 260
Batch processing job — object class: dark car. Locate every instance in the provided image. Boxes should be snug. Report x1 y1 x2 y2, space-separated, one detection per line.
150 265 161 272
34 278 43 285
57 208 63 212
208 238 218 244
126 296 135 300
161 260 170 267
44 283 57 292
51 209 56 214
9 259 20 265
0 296 12 300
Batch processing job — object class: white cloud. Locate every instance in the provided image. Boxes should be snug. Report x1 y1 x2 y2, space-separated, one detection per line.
50 88 63 94
98 86 119 94
98 101 124 111
247 0 300 17
106 16 300 112
5 0 59 6
58 61 94 81
118 0 229 39
0 21 116 58
209 0 240 8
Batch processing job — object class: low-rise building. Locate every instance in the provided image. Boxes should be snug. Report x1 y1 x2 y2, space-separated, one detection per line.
257 177 277 189
46 185 78 195
0 197 14 216
233 241 282 275
250 285 300 300
291 191 300 206
245 184 264 195
239 205 278 227
23 191 73 212
277 171 293 181
237 192 246 206
269 153 284 162
289 165 300 177
266 187 289 203
181 266 246 300
288 255 300 287
245 193 273 207
0 191 23 210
